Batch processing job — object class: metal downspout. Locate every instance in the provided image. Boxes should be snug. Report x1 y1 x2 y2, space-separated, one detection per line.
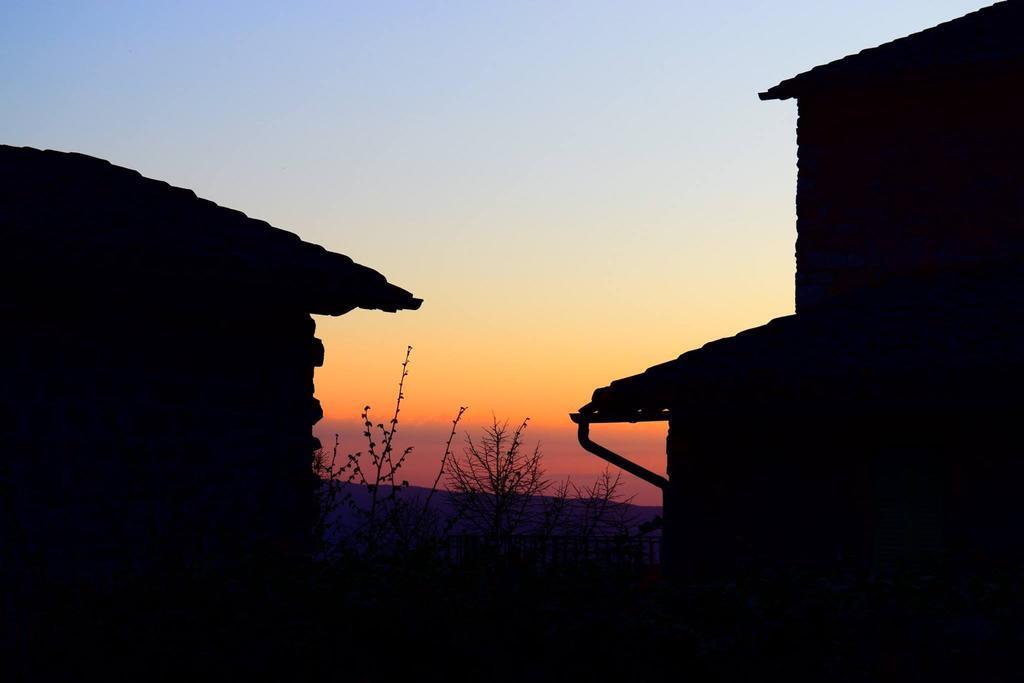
570 417 669 490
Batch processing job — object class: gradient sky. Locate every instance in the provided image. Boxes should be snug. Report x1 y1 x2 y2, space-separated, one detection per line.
3 0 987 503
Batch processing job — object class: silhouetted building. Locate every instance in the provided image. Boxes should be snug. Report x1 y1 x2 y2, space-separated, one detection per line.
572 1 1024 576
0 145 420 584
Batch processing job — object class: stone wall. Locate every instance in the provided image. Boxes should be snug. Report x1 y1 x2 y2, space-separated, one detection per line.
664 406 1024 578
665 414 861 578
795 76 1024 311
0 302 323 585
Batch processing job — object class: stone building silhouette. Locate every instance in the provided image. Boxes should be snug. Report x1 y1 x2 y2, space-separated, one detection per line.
0 145 420 583
573 1 1024 576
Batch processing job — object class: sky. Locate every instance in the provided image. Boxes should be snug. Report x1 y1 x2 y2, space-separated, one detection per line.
2 0 988 503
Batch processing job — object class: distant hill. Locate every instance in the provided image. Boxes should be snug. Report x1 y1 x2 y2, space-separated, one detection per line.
319 480 662 545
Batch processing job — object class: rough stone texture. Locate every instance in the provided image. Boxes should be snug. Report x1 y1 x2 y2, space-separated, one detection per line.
664 411 1024 578
2 306 322 582
577 2 1024 576
0 146 420 585
583 267 1024 575
795 77 1024 311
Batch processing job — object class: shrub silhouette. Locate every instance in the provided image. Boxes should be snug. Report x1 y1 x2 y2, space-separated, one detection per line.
444 416 547 539
312 346 465 560
314 348 648 565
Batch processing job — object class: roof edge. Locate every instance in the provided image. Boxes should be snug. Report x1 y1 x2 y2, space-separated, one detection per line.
757 1 1017 102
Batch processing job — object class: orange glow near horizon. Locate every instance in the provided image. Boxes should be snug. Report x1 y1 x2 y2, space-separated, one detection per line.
312 261 794 506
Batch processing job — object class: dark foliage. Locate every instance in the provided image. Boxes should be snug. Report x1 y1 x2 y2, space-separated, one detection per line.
313 346 466 561
314 349 650 563
14 558 1024 681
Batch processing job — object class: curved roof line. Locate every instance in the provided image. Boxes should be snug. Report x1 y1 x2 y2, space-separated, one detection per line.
760 1 1023 101
1 145 421 316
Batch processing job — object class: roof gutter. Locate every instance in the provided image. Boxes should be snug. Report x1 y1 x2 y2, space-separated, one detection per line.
569 412 670 490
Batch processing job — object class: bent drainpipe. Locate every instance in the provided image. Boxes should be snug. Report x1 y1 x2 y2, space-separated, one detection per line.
569 414 669 490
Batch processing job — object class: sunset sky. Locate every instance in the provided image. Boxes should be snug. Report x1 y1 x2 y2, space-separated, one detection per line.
3 0 985 503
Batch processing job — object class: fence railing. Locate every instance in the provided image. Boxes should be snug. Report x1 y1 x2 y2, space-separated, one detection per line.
444 533 661 568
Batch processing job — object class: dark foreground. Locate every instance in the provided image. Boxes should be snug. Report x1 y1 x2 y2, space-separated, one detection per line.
9 557 1024 681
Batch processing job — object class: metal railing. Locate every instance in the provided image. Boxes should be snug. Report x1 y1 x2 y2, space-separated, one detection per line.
444 533 661 568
